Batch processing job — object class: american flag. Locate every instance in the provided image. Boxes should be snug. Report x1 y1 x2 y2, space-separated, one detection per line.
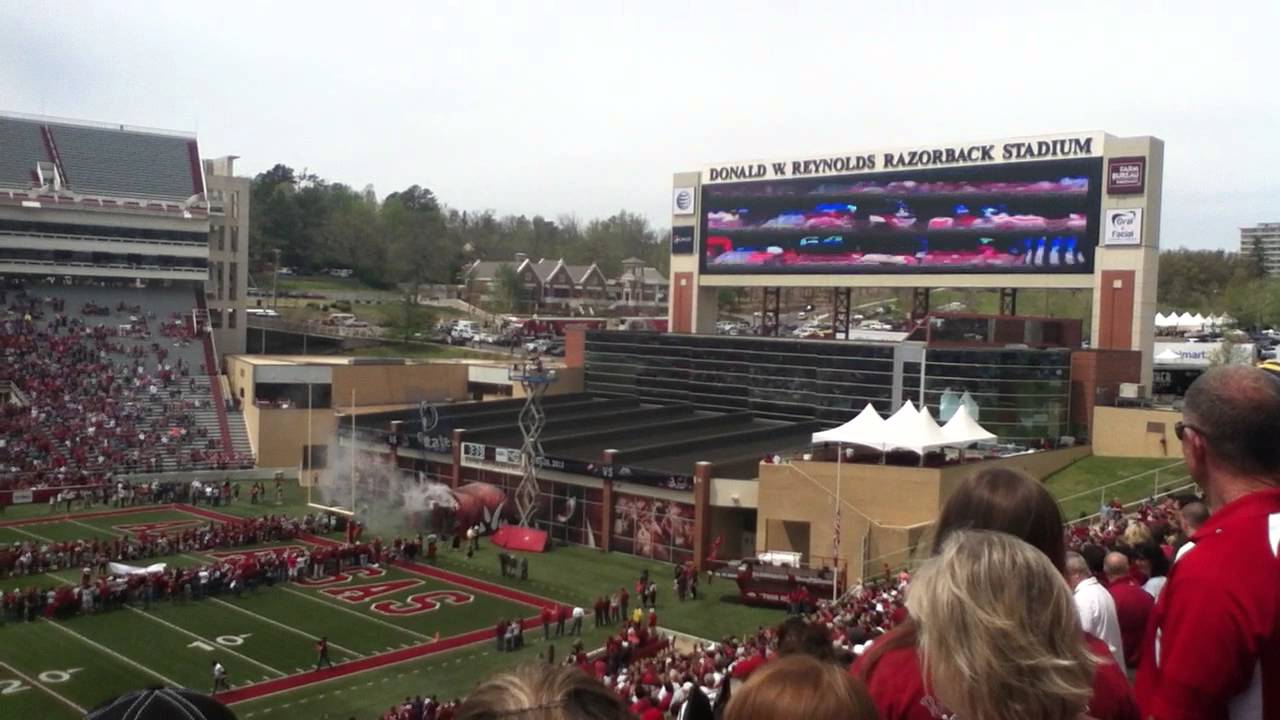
832 502 841 559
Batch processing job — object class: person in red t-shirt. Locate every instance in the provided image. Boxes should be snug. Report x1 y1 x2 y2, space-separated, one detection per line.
1103 552 1153 669
854 468 1139 720
1135 367 1280 720
540 605 554 641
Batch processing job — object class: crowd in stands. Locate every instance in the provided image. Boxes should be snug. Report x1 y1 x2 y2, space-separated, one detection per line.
0 283 252 489
18 365 1280 720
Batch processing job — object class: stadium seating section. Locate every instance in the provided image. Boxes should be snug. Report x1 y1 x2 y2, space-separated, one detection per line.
0 279 252 488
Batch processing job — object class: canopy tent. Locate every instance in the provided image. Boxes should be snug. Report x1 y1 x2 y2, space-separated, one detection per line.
940 405 997 446
811 403 884 445
1155 313 1179 328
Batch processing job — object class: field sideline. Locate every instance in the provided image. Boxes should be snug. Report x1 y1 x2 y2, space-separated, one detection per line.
0 500 784 719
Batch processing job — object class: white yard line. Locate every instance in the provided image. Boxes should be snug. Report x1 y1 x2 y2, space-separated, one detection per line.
275 585 431 641
7 525 53 542
0 660 86 714
66 518 121 536
207 597 361 657
42 618 180 687
123 606 287 677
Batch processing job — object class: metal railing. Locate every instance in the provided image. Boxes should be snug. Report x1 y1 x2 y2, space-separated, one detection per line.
1056 460 1189 515
0 229 207 251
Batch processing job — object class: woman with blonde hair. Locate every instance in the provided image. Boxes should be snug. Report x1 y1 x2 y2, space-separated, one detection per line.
909 530 1096 720
725 654 877 720
457 663 629 720
853 467 1138 720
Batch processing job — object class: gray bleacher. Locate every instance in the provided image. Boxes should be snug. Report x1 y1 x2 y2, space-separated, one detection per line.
0 116 51 191
48 121 199 201
5 280 249 474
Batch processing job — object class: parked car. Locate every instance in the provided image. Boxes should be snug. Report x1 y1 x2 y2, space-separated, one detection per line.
524 338 552 354
546 342 566 357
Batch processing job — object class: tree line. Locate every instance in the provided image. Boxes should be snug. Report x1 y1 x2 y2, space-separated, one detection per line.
248 164 670 290
1157 248 1279 329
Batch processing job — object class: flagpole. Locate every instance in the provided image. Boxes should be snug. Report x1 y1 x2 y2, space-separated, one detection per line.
350 387 356 515
834 442 842 603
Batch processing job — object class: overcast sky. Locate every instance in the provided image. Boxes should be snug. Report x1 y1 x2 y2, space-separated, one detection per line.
2 1 1277 250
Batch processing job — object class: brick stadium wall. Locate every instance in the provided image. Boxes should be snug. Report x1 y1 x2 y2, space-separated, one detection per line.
1070 349 1142 440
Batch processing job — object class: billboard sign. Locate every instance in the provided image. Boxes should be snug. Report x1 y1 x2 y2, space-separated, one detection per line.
671 226 694 255
672 187 696 215
1107 157 1146 194
1103 208 1143 246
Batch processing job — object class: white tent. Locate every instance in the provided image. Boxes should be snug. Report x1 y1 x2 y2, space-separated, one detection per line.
863 401 951 455
1176 312 1199 331
812 403 884 446
1192 313 1206 327
940 405 997 446
959 390 980 421
1155 313 1179 328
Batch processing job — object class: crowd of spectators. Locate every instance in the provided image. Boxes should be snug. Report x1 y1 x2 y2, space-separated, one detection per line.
0 513 330 620
0 283 252 489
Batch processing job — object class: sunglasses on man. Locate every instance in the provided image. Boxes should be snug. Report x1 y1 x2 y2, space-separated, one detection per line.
1174 421 1209 442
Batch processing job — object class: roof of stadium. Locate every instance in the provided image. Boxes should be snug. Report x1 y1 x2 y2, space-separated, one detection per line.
351 393 818 480
0 111 203 201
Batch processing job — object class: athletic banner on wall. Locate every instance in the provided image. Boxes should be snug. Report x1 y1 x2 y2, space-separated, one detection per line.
12 490 32 505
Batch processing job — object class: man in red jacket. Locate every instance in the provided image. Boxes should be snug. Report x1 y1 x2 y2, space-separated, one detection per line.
1136 367 1280 720
1103 551 1153 669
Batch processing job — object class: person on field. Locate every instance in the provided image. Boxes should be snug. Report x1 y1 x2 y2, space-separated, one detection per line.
211 660 229 693
315 635 334 670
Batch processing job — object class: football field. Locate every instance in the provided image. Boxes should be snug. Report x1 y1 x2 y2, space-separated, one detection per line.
0 504 562 719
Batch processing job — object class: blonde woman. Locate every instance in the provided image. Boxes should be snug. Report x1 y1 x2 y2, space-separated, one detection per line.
457 664 628 720
908 530 1098 720
725 654 877 720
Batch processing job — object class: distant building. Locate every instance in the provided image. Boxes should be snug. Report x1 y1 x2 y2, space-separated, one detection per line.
614 256 668 308
1241 222 1280 275
463 254 609 312
204 156 250 355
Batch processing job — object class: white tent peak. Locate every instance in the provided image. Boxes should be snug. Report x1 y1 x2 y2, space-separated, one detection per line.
812 403 883 445
940 405 996 446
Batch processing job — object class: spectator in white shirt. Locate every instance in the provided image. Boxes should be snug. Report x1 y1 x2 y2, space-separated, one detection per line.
1065 551 1124 668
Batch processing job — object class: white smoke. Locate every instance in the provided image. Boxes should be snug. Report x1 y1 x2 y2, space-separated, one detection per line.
314 443 456 536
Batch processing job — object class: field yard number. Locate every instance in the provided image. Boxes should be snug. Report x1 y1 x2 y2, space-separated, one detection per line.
38 668 82 683
0 668 82 695
188 634 252 651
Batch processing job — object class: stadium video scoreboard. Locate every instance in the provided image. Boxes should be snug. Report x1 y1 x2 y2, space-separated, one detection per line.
693 132 1110 276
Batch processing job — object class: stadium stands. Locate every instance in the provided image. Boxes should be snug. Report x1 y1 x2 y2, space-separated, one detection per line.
0 278 253 488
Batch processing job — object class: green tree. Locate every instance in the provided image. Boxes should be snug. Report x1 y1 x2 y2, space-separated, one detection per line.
493 265 524 313
386 291 436 343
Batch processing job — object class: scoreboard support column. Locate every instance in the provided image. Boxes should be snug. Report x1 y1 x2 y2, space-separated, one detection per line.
999 288 1018 316
761 287 781 337
832 288 851 339
910 288 931 321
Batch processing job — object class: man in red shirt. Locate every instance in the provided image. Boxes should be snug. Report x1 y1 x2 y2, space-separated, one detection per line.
1136 367 1280 720
540 605 554 641
1103 551 1153 669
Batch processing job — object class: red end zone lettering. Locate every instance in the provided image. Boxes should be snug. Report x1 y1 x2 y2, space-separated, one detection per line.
370 590 473 617
322 579 422 604
207 545 312 563
113 519 202 534
295 567 386 587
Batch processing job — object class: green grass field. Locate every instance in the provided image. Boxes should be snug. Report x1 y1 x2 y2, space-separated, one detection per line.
0 500 782 720
1043 456 1190 519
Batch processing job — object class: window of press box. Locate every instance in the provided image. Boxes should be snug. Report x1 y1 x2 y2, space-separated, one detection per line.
302 445 328 470
254 383 333 409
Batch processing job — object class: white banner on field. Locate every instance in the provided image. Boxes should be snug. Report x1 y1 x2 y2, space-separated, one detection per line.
107 562 167 576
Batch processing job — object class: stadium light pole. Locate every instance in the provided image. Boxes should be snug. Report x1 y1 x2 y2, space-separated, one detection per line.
271 248 281 309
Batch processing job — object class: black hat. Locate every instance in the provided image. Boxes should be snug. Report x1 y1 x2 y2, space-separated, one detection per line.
86 688 237 720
